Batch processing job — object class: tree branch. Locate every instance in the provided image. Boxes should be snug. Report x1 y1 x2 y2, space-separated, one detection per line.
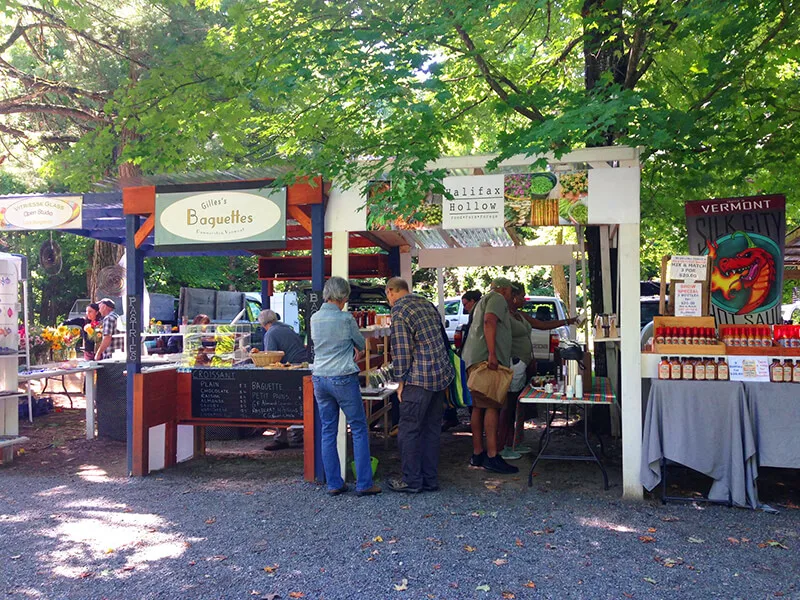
0 57 108 104
0 101 108 123
690 6 791 110
19 4 150 69
454 24 545 122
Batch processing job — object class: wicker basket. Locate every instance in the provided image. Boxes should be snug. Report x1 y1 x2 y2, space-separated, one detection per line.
250 351 285 367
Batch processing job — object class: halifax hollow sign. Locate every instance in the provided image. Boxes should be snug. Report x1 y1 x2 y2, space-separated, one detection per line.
155 186 287 251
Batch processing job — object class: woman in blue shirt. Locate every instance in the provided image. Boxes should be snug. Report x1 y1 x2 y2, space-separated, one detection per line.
310 276 381 497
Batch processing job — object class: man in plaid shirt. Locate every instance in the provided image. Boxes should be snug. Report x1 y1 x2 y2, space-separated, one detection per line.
385 277 454 493
94 298 124 360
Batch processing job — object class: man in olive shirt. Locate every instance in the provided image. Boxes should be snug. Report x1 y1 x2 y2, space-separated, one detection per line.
461 277 517 474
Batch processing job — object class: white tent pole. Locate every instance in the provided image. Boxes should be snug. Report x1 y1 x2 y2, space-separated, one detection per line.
619 222 643 499
436 268 445 321
577 226 590 348
22 279 32 423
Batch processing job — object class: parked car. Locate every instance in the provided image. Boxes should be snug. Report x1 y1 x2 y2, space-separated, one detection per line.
443 297 469 341
453 295 570 374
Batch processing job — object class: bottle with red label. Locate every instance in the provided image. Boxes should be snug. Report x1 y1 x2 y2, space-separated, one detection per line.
670 356 682 380
681 357 694 380
695 357 706 380
658 356 670 380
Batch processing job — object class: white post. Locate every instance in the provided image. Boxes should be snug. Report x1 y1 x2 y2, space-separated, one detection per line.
569 258 577 338
400 248 413 284
619 222 643 500
331 231 350 482
436 267 445 320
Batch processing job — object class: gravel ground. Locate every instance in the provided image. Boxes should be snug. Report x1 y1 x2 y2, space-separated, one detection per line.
2 435 799 600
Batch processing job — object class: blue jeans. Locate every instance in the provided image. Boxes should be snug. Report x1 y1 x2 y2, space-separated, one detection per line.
312 373 374 492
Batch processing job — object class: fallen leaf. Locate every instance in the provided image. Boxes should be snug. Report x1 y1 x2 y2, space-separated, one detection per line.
643 577 657 585
432 564 441 570
400 505 410 510
244 491 254 496
79 571 94 579
263 565 279 574
530 530 545 536
544 527 555 534
492 559 508 566
121 566 135 572
422 514 432 518
502 592 516 599
373 536 384 543
10 555 21 560
188 561 197 566
661 516 679 522
763 540 789 550
623 594 633 598
728 537 740 544
515 538 524 548
207 555 228 562
688 537 704 544
361 542 373 549
544 543 556 550
288 593 304 599
639 536 656 543
205 518 216 525
524 581 536 589
449 582 459 589
105 548 114 554
647 528 657 533
661 557 684 568
387 537 398 544
464 545 477 552
393 578 408 592
476 584 490 592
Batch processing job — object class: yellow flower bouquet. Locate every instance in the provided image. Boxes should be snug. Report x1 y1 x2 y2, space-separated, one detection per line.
41 325 82 361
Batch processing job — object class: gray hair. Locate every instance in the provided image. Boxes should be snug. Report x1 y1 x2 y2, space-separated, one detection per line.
386 277 409 292
258 309 279 327
323 276 351 302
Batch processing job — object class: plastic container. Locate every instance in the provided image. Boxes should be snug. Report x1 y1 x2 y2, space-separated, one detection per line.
350 456 379 480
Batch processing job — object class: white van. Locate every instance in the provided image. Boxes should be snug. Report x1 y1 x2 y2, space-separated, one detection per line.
449 295 571 373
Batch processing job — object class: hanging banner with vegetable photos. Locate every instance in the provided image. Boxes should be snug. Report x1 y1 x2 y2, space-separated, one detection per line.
504 172 587 227
685 194 785 325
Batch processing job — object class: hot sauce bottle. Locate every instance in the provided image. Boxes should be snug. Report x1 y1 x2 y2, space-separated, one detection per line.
670 356 682 380
747 327 758 348
729 327 741 347
717 358 729 380
761 326 772 347
658 356 670 380
705 357 717 380
681 357 694 380
770 359 784 383
695 357 706 380
655 328 665 345
782 359 792 383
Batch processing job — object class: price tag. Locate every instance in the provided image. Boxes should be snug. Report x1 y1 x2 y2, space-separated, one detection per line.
670 255 707 282
728 356 770 382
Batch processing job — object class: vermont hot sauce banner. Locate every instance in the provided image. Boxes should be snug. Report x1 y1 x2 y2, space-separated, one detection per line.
685 194 785 325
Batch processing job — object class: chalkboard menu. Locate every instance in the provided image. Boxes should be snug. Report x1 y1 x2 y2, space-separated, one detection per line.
191 368 308 420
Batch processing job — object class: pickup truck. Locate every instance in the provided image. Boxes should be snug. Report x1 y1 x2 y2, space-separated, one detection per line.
452 295 571 374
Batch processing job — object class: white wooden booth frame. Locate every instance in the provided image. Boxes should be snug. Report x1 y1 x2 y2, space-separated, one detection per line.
326 146 643 500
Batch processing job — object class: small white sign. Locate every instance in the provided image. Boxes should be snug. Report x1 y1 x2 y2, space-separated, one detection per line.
729 356 770 382
0 195 82 230
442 175 505 229
670 255 707 282
674 282 704 317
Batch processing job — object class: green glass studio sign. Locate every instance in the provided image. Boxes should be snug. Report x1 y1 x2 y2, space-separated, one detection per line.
155 186 287 251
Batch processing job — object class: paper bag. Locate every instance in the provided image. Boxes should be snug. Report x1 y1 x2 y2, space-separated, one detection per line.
466 362 514 406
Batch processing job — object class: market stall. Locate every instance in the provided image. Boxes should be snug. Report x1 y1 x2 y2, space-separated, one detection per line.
640 195 799 507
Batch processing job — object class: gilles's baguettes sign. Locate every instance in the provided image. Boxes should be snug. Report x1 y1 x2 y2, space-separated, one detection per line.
155 185 287 251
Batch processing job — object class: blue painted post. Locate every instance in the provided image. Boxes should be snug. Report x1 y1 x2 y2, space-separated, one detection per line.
125 215 144 476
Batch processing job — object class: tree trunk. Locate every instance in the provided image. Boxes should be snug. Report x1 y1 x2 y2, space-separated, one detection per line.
88 240 125 300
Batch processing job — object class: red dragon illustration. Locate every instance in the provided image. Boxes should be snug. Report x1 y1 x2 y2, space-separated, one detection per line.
707 232 776 314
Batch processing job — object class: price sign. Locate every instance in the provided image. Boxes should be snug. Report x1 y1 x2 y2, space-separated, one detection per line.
674 283 703 317
670 255 708 282
728 357 770 382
